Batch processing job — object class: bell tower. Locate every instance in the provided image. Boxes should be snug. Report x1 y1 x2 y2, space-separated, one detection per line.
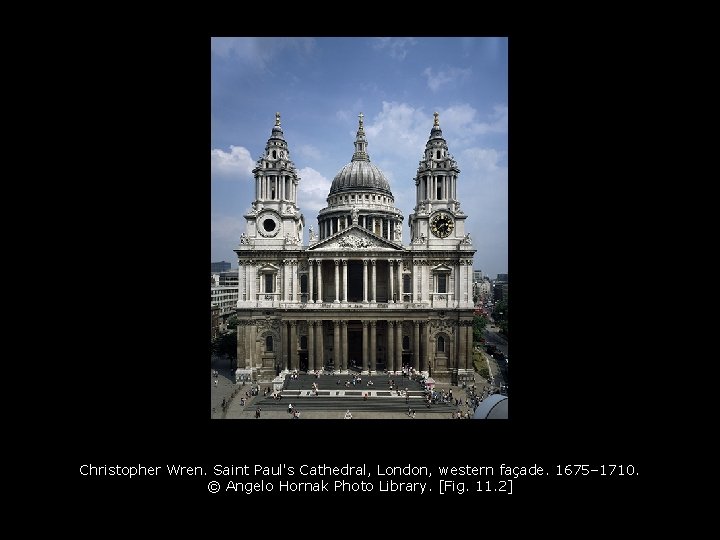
408 112 468 249
243 112 304 249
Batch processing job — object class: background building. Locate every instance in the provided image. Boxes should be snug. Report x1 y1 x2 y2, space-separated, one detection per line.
211 261 232 273
233 113 476 383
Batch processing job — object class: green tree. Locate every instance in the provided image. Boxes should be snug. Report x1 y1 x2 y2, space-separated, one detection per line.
492 300 508 338
211 331 237 360
473 314 488 344
226 315 239 330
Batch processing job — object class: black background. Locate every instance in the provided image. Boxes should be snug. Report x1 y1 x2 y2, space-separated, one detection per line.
55 31 652 509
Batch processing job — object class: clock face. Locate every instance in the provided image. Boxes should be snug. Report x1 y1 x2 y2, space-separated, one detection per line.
430 212 454 238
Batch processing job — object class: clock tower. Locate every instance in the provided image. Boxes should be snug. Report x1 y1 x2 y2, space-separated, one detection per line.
243 112 305 249
408 112 468 250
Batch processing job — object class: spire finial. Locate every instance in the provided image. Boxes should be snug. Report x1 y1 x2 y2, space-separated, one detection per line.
358 112 364 128
433 111 439 127
275 112 281 126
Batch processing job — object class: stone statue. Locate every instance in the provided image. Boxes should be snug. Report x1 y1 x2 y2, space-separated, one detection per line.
351 205 359 225
239 232 250 245
418 202 426 214
309 225 317 241
461 233 472 245
394 223 403 241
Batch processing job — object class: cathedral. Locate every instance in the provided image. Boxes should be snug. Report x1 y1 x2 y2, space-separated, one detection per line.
234 111 476 384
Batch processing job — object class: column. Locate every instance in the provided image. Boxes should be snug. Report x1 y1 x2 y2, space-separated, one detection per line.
423 322 430 373
362 259 368 303
387 321 395 373
333 320 341 371
334 260 340 303
458 322 467 374
308 260 314 303
317 260 323 303
370 321 377 372
466 321 474 371
413 321 420 371
292 260 299 302
316 321 324 370
281 261 288 301
341 320 348 371
307 321 315 372
395 322 402 373
388 259 395 303
342 260 348 302
281 322 288 372
413 262 420 302
371 259 377 303
362 321 369 373
290 321 298 371
236 323 245 368
467 261 473 306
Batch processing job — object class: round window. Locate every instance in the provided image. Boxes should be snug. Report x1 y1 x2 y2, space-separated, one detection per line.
263 218 276 231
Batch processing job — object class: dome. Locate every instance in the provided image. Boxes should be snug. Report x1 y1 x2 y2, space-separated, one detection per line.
330 161 392 195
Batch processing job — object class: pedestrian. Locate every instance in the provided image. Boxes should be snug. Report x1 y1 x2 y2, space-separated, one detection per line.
255 407 261 419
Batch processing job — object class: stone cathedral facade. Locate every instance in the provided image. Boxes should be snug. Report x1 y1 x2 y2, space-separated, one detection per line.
234 112 476 384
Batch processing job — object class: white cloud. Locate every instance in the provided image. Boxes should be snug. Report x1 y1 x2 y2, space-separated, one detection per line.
297 144 322 161
364 101 429 160
372 37 417 60
423 66 472 92
211 145 254 181
298 167 331 216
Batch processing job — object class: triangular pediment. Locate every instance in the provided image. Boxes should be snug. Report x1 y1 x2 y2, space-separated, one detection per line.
308 225 403 251
431 263 453 273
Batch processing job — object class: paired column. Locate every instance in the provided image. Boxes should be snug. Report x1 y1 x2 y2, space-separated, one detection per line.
341 320 348 371
333 321 341 371
307 321 315 371
370 321 377 372
413 320 420 371
371 260 377 303
362 321 369 372
334 260 340 303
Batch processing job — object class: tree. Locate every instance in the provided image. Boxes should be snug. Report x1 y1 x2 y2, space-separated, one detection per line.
473 314 488 344
492 300 508 338
226 315 239 331
211 331 237 360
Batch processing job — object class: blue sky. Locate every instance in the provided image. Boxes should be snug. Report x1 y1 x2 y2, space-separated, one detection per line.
211 37 507 279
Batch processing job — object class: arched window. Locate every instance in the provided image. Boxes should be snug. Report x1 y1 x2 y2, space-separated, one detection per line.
436 150 441 159
272 150 277 159
266 336 273 352
437 336 445 353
